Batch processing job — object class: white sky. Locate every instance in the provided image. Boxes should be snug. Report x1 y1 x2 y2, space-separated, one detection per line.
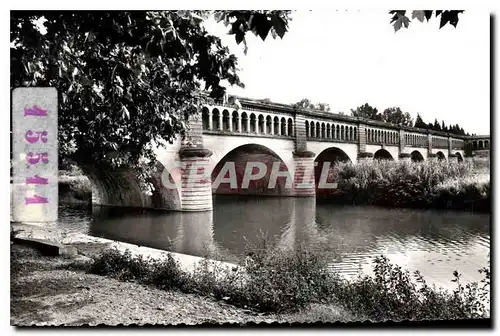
204 10 490 135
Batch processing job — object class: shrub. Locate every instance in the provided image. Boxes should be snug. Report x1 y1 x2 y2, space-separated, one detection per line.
330 256 490 321
322 160 489 211
86 246 490 320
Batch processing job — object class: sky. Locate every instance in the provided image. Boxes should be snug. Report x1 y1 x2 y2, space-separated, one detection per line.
203 10 490 135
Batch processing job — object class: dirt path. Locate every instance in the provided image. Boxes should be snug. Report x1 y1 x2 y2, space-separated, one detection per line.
11 245 352 326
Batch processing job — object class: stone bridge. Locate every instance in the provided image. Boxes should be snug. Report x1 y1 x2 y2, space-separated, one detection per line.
87 96 488 212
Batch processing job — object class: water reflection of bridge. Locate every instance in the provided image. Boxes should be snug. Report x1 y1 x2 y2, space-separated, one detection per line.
90 197 327 261
90 198 489 275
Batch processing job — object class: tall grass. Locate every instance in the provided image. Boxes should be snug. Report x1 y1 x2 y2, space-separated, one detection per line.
324 160 490 211
87 246 490 321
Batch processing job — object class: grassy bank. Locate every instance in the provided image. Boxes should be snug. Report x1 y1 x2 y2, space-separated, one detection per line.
85 245 490 322
321 160 490 212
11 243 354 325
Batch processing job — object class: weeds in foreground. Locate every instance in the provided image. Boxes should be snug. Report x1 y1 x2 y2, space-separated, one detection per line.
87 246 490 321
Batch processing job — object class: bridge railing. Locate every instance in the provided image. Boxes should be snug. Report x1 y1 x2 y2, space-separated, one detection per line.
196 98 476 151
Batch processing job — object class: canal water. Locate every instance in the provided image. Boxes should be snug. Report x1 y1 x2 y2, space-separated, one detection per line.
58 195 490 292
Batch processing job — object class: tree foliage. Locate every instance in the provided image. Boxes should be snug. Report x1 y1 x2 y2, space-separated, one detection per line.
11 9 464 172
10 10 291 170
390 10 464 32
413 113 467 135
350 103 382 121
382 107 413 127
414 113 427 129
292 98 331 112
214 10 291 54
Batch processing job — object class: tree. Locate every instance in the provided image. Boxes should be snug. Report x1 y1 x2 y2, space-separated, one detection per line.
351 103 382 121
293 98 315 109
316 103 331 112
292 98 330 112
414 113 427 129
433 119 441 131
214 10 291 55
382 107 413 126
10 9 463 172
11 10 291 171
441 120 448 132
390 10 464 32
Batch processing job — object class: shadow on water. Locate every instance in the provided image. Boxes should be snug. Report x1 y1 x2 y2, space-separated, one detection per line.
59 195 490 291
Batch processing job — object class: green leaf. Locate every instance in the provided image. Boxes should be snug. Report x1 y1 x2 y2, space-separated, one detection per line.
411 10 425 23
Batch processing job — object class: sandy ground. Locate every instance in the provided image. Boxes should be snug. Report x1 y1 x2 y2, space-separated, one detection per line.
10 244 353 326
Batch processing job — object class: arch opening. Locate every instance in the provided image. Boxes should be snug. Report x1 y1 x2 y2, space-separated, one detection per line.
411 150 424 162
60 159 181 211
287 118 293 136
314 147 351 197
202 107 210 130
274 117 280 135
241 112 248 133
374 149 393 161
232 111 239 132
436 151 446 161
212 108 220 131
222 110 230 131
211 144 292 196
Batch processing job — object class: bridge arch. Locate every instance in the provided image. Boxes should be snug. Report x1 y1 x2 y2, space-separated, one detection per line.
374 149 393 160
65 158 181 210
210 143 293 196
411 150 424 162
455 152 464 162
314 147 351 197
436 151 446 161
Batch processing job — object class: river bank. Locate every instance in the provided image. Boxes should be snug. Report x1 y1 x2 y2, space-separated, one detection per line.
10 221 490 326
10 225 354 326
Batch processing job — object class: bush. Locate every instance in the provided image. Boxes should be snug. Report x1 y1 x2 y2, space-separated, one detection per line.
322 160 489 211
331 256 490 321
86 246 490 320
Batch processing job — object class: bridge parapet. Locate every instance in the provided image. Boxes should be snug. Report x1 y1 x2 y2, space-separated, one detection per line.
199 97 470 156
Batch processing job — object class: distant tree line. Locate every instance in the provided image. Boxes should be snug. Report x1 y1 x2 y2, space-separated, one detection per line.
413 114 468 135
294 99 470 136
